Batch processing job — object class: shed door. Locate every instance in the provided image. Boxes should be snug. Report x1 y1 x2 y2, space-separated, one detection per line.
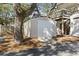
30 20 38 37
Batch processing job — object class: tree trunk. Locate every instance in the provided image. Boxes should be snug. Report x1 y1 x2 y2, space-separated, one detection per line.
13 3 36 43
14 16 24 43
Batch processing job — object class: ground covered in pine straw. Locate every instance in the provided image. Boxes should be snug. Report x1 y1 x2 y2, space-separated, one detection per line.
0 34 79 56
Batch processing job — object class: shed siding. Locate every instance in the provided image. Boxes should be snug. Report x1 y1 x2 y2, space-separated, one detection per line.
24 17 57 40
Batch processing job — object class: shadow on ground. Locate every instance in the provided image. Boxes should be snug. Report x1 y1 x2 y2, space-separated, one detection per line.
0 41 79 56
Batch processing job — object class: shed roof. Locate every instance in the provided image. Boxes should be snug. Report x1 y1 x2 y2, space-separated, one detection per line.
31 16 53 21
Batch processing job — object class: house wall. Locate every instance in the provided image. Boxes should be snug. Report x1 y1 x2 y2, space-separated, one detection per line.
70 13 79 36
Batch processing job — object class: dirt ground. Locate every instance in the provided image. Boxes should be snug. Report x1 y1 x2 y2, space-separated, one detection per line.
0 34 79 56
0 33 44 53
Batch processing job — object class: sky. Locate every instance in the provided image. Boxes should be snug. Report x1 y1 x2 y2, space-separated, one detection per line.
37 3 52 16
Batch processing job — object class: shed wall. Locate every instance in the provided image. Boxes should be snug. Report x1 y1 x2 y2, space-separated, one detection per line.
24 17 57 40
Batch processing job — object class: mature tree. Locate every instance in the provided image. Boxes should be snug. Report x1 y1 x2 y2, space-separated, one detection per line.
13 3 36 43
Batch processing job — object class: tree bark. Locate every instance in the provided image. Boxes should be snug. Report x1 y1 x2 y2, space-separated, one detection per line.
14 16 24 43
13 3 36 43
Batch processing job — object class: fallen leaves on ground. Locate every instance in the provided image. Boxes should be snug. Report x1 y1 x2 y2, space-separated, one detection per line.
1 33 79 53
0 34 43 53
56 35 79 44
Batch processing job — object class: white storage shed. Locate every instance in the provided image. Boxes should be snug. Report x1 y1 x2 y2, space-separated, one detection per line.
24 17 57 41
